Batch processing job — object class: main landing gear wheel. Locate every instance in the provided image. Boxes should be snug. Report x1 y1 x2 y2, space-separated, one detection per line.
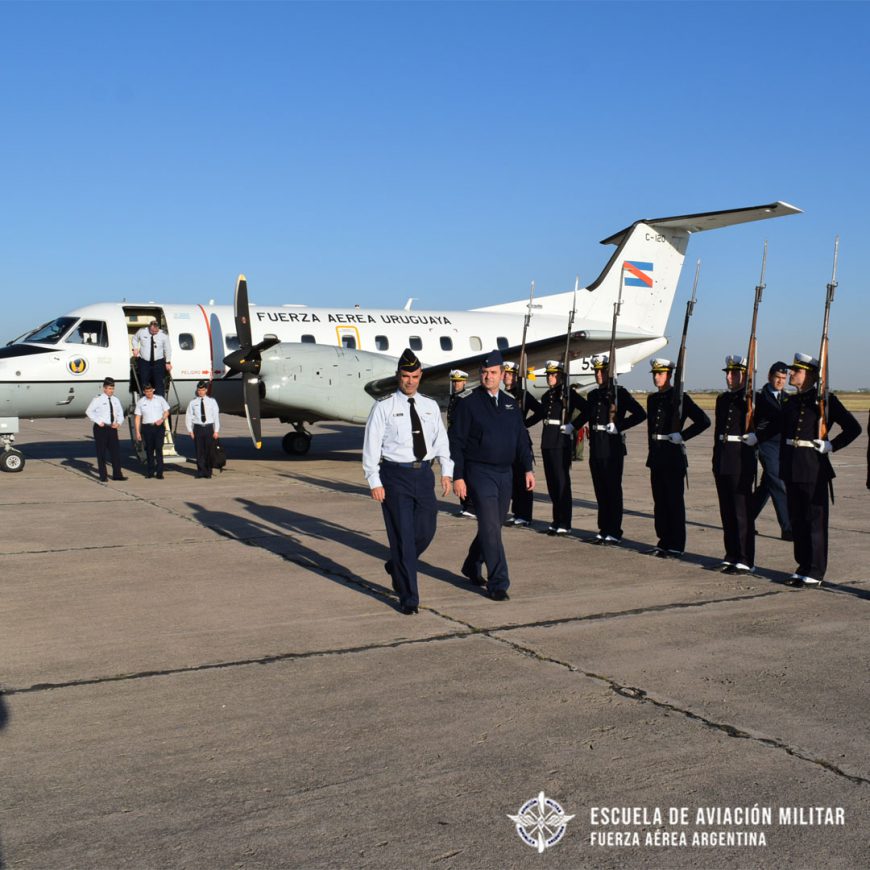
282 432 312 455
0 449 25 472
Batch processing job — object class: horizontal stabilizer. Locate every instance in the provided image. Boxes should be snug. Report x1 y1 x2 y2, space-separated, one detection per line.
600 201 802 246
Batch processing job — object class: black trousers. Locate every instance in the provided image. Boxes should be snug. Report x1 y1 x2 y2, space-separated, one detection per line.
542 446 572 530
141 423 165 475
93 424 122 480
590 453 624 538
650 466 686 552
715 472 755 566
510 460 534 521
462 463 512 592
786 476 829 579
380 462 437 609
138 357 167 396
193 424 214 476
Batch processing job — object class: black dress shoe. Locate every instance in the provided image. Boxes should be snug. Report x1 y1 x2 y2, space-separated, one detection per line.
786 575 804 588
384 560 393 576
98 476 108 482
461 567 485 587
112 476 128 481
399 604 419 615
194 473 204 478
489 589 510 601
145 473 153 479
155 473 164 479
781 531 794 541
643 547 662 556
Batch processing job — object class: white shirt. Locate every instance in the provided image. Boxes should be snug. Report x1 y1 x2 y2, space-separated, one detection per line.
132 328 172 362
135 394 171 425
362 391 454 488
186 396 220 432
86 393 125 426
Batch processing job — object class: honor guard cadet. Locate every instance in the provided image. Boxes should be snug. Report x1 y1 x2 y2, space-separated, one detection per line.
363 348 453 615
751 361 793 540
525 360 584 535
711 355 759 574
575 354 646 545
447 369 475 519
645 358 710 557
185 380 220 478
85 377 127 482
449 350 535 600
781 352 861 587
502 361 542 527
134 383 171 479
131 319 172 397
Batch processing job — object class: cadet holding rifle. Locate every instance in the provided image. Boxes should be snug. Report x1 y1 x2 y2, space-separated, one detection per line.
645 263 710 558
782 240 861 587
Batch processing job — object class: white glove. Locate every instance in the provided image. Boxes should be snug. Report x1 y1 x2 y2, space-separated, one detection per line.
742 432 758 447
605 422 618 435
668 432 684 445
813 439 833 454
560 423 575 437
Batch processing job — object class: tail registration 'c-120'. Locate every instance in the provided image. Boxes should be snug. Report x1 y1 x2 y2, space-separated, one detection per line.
0 201 801 469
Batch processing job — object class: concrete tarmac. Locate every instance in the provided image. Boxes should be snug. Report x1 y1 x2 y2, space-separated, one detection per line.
1 415 868 868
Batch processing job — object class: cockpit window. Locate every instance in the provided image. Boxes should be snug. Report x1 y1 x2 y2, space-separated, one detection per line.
66 320 109 348
22 317 77 345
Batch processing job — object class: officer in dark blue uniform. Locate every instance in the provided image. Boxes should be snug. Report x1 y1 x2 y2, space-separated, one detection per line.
525 360 585 535
712 355 758 574
645 358 710 557
751 361 792 539
575 353 646 544
449 350 535 600
502 361 541 527
780 352 861 587
447 369 475 519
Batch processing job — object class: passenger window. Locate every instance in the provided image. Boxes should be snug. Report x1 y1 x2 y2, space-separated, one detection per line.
342 335 357 349
469 336 482 351
301 334 316 344
497 336 509 350
178 333 194 351
440 337 453 351
67 320 109 348
375 335 389 351
226 335 240 351
409 336 422 351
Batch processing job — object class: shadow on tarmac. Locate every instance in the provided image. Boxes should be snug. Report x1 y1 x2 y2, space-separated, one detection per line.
0 693 8 868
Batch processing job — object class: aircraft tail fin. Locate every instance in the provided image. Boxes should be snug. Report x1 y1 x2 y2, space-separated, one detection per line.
476 202 801 338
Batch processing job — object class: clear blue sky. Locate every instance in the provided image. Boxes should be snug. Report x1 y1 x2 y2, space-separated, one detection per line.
2 1 868 389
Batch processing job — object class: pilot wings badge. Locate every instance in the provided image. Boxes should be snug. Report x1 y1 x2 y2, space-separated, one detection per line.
508 791 574 852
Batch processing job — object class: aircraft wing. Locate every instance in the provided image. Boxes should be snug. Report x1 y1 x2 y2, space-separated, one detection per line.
363 329 651 401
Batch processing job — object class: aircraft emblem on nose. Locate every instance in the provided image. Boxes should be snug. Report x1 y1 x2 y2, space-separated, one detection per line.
67 357 88 375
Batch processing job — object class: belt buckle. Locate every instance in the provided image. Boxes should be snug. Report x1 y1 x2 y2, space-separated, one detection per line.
412 461 422 469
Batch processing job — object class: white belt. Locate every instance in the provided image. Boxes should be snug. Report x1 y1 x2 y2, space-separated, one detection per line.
592 424 609 431
544 419 562 425
718 435 743 443
652 434 671 441
786 438 816 448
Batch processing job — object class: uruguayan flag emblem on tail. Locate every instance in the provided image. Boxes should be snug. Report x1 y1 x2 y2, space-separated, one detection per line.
623 260 654 287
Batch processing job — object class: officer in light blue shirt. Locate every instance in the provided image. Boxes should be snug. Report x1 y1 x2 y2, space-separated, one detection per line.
134 383 171 479
363 348 454 615
185 381 220 478
85 376 127 482
132 320 173 397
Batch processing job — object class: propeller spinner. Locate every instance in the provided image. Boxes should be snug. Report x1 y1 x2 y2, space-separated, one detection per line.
222 275 279 448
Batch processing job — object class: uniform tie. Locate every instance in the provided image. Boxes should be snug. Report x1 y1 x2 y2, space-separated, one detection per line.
200 398 207 423
150 334 156 361
109 397 115 424
407 397 427 461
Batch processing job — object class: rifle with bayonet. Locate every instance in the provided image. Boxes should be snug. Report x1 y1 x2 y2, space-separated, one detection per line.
744 242 767 432
519 280 535 398
672 260 701 434
607 265 625 422
818 237 839 440
560 277 579 427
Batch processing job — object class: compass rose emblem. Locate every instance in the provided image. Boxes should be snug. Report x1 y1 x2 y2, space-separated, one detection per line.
508 791 575 852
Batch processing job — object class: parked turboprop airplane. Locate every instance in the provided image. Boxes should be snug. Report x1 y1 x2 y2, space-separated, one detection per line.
0 202 800 471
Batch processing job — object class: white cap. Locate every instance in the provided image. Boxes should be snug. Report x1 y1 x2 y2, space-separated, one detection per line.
649 358 675 372
789 352 819 370
503 361 519 373
545 359 564 373
723 354 748 371
449 369 469 381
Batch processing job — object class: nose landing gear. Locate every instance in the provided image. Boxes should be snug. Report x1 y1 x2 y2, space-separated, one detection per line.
282 425 312 455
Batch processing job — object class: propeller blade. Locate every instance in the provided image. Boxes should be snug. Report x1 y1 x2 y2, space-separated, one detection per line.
234 274 253 350
243 374 263 449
